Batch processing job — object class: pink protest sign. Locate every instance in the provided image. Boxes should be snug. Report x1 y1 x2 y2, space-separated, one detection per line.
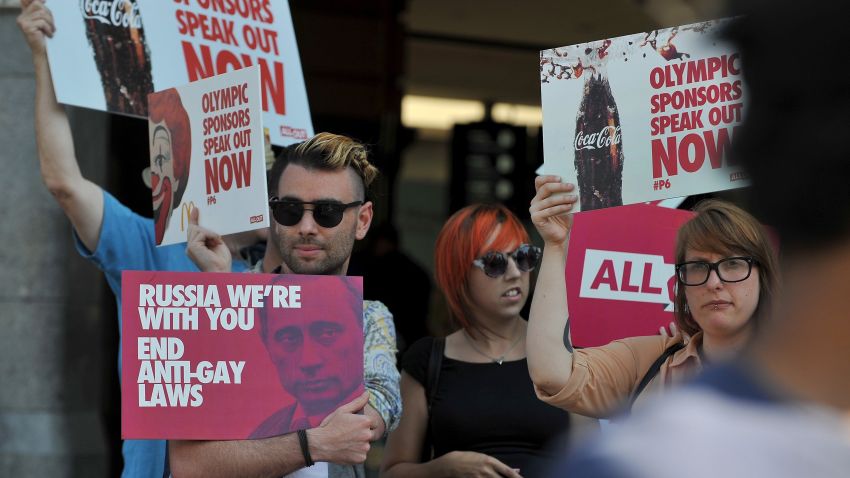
567 204 694 347
121 271 364 439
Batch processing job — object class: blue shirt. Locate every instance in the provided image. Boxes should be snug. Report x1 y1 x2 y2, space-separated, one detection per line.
75 190 247 478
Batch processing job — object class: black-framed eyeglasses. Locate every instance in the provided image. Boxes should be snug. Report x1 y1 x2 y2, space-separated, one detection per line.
472 244 542 278
675 256 757 286
268 197 363 228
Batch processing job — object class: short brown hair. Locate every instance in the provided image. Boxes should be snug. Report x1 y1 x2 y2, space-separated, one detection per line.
268 132 378 199
674 199 779 336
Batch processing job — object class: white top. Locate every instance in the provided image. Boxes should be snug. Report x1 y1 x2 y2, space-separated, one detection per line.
284 462 328 478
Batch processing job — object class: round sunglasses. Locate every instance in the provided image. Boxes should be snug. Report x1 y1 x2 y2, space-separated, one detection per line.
268 197 363 228
472 244 543 278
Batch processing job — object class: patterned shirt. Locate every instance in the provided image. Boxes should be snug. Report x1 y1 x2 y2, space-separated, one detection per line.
362 300 402 433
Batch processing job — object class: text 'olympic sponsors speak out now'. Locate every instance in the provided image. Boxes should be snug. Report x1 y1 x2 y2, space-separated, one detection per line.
541 19 748 212
148 65 268 247
47 0 313 145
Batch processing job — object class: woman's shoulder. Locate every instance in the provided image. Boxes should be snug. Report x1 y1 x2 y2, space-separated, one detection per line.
611 334 685 359
401 337 442 382
406 336 439 359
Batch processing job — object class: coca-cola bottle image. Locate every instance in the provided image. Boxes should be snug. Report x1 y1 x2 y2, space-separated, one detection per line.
573 59 624 210
80 0 154 117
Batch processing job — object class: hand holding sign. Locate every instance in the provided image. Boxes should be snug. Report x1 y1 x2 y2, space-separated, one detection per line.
659 321 691 345
186 207 232 273
17 0 55 55
530 175 578 247
310 392 372 464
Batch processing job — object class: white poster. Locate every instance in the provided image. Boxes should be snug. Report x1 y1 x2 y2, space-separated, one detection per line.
148 66 268 246
46 0 314 146
540 19 748 212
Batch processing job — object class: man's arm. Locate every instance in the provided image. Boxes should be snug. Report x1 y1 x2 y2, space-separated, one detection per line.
170 392 373 478
170 434 306 478
19 0 104 252
362 301 402 437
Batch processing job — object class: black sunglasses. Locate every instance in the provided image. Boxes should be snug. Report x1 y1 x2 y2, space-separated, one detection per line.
473 244 542 278
268 198 363 228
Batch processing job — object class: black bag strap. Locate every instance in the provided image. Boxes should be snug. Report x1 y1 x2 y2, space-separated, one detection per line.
426 337 445 412
628 341 685 411
420 337 445 462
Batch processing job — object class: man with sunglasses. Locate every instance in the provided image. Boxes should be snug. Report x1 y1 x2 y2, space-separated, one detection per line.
174 133 401 478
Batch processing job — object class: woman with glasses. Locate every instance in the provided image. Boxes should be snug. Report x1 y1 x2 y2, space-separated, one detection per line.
381 204 570 478
526 176 779 417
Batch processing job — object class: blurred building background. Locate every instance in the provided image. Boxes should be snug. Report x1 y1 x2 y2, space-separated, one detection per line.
0 0 726 475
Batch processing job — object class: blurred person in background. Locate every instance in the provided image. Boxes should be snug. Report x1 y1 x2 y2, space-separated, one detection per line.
348 222 432 356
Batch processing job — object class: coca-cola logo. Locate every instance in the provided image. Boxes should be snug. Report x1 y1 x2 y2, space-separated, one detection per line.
574 126 622 151
80 0 142 29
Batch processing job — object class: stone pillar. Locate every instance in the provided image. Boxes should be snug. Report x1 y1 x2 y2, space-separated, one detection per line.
0 5 110 476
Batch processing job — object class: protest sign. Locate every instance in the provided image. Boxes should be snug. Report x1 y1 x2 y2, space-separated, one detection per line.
540 19 748 212
45 0 314 145
566 204 694 347
148 65 267 246
137 0 313 145
45 0 153 117
121 271 365 440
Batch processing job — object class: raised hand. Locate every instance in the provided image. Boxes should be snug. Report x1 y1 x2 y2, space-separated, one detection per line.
17 0 55 56
530 175 578 246
309 392 373 465
186 207 232 272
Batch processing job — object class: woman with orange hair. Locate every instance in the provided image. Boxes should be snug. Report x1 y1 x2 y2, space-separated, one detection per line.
381 204 570 478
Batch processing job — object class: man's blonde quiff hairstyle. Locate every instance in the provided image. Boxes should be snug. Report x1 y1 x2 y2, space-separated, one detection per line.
268 132 379 199
295 133 378 187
